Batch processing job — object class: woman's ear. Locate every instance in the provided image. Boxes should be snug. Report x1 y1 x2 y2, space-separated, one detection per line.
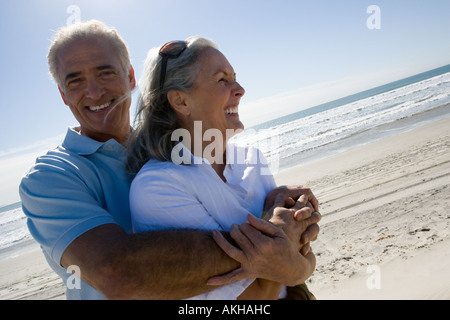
167 90 191 116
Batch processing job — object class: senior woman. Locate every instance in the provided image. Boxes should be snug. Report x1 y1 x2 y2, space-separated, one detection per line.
127 36 316 300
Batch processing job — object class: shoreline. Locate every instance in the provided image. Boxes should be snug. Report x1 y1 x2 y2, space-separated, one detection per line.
1 116 449 299
275 102 450 173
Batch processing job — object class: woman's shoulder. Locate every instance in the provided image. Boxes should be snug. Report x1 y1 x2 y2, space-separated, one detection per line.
133 159 199 182
135 159 177 177
227 142 267 165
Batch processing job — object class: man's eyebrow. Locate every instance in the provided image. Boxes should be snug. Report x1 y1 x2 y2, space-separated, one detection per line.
64 72 82 83
97 65 115 71
64 65 116 83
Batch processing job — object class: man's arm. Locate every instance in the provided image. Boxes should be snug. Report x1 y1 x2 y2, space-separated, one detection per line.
61 224 239 300
61 186 320 300
61 192 320 300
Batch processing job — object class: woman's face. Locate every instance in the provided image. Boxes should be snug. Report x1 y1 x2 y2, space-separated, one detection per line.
182 47 245 139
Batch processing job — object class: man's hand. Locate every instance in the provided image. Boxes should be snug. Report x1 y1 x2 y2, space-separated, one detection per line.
208 214 316 287
208 185 321 287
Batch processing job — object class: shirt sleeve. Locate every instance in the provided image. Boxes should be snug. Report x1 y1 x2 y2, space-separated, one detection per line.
19 154 118 266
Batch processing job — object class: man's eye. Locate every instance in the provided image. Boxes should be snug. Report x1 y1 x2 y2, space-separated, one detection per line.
99 70 115 78
67 78 81 88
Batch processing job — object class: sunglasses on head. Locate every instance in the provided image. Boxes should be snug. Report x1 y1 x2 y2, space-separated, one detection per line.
159 40 188 90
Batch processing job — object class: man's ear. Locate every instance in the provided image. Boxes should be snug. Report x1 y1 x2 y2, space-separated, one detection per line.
58 85 69 106
128 65 136 89
167 90 190 116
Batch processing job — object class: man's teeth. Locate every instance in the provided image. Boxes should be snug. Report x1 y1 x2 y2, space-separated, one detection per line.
225 106 239 114
88 101 111 111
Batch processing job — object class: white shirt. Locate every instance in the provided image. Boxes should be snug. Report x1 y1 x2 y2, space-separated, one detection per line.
129 143 277 299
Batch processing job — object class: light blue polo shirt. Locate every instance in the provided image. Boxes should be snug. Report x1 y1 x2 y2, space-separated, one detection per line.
19 127 134 299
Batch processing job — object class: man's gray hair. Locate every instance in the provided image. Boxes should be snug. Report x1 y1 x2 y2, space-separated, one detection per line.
127 36 218 174
47 19 131 88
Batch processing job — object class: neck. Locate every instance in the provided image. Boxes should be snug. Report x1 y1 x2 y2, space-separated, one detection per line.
79 127 130 145
182 130 228 181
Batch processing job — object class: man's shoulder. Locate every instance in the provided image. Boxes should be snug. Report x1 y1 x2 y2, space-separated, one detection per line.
22 143 99 184
32 144 83 167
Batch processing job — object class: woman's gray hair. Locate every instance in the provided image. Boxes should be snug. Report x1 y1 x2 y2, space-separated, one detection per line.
47 20 131 88
127 36 218 174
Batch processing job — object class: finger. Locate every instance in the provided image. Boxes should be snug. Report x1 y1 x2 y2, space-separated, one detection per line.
238 219 276 248
207 267 248 286
294 206 313 221
287 186 319 212
247 214 282 238
303 211 321 228
272 193 287 208
304 250 316 272
285 197 296 208
229 223 257 254
300 223 320 245
292 194 308 210
211 229 245 262
300 242 311 256
302 187 319 212
308 194 319 212
310 211 322 224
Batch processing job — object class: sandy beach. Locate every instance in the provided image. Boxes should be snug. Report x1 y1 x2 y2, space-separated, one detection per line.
1 116 449 300
276 115 450 299
0 243 65 300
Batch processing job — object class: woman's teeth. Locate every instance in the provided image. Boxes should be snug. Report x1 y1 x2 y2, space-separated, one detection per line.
225 106 239 114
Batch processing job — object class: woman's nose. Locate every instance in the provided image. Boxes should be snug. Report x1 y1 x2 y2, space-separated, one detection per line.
234 82 245 98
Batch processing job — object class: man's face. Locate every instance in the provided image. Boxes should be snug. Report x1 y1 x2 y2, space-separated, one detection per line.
57 38 135 143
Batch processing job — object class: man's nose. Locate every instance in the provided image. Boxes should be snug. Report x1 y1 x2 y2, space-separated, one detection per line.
85 79 105 100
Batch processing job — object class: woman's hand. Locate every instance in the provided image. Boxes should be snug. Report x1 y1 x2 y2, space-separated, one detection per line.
262 185 319 220
265 189 321 252
208 185 321 288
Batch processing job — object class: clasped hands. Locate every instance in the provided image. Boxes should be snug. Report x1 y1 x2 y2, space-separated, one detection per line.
209 185 321 287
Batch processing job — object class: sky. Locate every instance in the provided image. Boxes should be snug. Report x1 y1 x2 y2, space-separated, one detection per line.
1 0 450 206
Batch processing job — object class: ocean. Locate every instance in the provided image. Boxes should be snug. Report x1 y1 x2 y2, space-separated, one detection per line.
1 64 450 260
0 202 35 260
233 64 450 173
